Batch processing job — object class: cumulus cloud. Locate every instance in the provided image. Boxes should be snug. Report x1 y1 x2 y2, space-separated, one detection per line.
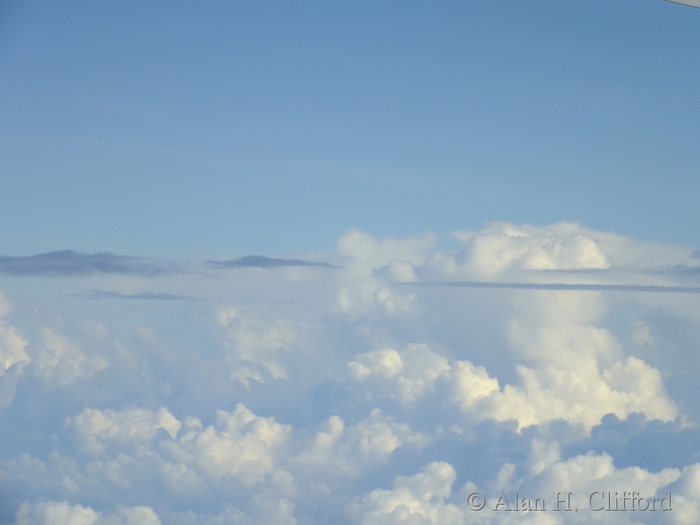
294 408 429 477
216 307 300 385
0 293 28 407
0 319 28 376
68 407 180 454
345 461 466 525
423 222 611 281
348 344 450 404
160 404 290 485
565 414 700 472
346 342 676 431
31 328 108 386
347 450 692 525
62 404 291 489
333 228 432 318
14 501 161 525
2 223 700 524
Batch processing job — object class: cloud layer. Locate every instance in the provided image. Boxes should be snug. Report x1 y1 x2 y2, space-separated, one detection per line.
1 223 699 524
0 251 177 277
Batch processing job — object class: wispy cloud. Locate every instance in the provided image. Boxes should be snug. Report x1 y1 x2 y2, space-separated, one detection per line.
644 265 700 274
0 250 180 277
208 255 340 269
400 280 700 294
72 290 195 301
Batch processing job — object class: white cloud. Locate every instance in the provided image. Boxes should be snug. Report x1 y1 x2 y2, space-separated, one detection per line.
32 327 108 386
3 222 700 524
345 462 467 525
334 228 433 318
14 501 161 525
294 408 429 477
347 341 676 431
0 292 29 407
15 501 99 525
425 222 610 280
159 497 298 525
348 450 691 525
481 355 676 430
668 463 700 525
348 344 450 404
631 318 654 347
216 307 298 385
69 407 181 454
50 404 291 497
0 291 12 318
160 404 290 484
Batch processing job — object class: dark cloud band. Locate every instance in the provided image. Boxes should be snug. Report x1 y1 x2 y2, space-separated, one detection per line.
208 255 339 269
72 290 194 301
400 281 700 294
0 250 177 277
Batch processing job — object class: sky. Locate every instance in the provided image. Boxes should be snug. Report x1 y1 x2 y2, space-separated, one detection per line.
2 1 700 524
1 0 699 257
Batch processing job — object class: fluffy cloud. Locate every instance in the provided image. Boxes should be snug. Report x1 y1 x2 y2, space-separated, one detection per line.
31 328 108 387
294 408 429 477
69 407 181 454
14 501 161 525
64 403 291 490
334 228 432 318
160 404 290 484
347 449 692 525
348 344 450 404
421 222 611 281
2 223 700 524
345 462 465 525
347 342 676 431
216 307 299 385
668 464 700 525
0 294 28 407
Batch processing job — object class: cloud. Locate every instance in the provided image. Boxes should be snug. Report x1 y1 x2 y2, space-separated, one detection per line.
68 407 180 454
346 450 690 525
428 223 611 280
294 409 429 477
4 404 294 505
344 462 466 525
0 250 178 277
3 223 700 524
346 343 677 432
0 320 28 378
72 290 195 301
216 307 300 385
14 501 161 525
31 327 108 386
208 255 340 269
159 404 291 485
401 280 700 294
333 228 432 318
0 293 29 408
347 344 450 404
565 413 700 472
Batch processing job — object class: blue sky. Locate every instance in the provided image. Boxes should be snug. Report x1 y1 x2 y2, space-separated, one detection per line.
2 2 700 525
1 0 699 258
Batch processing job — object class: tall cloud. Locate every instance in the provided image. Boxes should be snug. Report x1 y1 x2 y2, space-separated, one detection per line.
2 223 700 523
